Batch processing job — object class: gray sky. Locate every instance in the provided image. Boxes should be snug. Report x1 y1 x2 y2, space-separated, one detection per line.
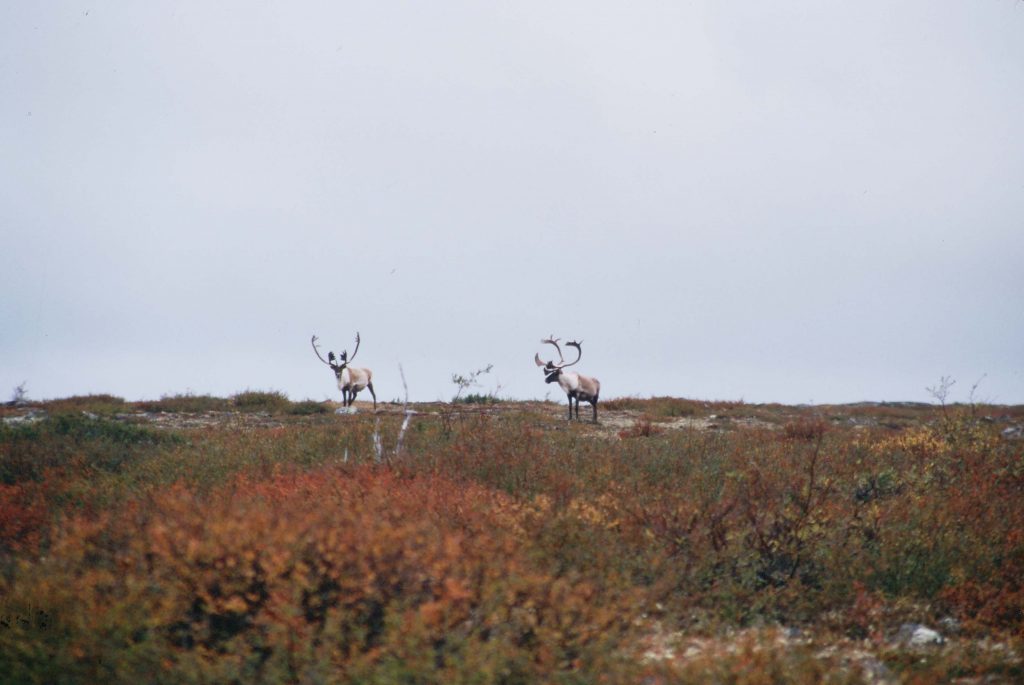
2 1 1023 405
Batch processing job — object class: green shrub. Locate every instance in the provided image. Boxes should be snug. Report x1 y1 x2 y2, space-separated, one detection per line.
288 399 329 415
455 393 502 405
0 414 182 484
43 394 126 416
136 394 230 413
601 396 702 418
230 390 291 414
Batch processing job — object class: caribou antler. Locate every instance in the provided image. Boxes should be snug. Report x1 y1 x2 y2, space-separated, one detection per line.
311 335 336 367
539 335 565 366
561 340 583 368
347 332 361 363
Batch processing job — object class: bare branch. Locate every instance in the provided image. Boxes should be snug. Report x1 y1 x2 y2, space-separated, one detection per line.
394 363 414 459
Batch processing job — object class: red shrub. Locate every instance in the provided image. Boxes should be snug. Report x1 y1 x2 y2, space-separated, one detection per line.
781 418 828 442
0 481 48 555
618 419 664 439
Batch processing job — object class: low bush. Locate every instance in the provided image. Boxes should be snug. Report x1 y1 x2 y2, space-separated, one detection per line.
781 417 829 442
43 394 126 415
0 414 182 485
231 390 291 414
136 394 231 413
602 396 703 418
0 468 641 683
618 418 664 439
1 396 1021 682
287 399 329 415
455 393 502 405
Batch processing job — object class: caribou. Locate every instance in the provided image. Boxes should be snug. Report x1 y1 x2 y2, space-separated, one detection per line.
535 335 601 422
311 332 377 411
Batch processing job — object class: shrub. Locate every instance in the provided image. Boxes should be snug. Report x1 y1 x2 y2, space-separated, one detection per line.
8 381 29 406
0 468 641 683
43 394 126 416
2 395 1022 682
602 396 702 417
287 399 329 415
455 393 502 405
136 394 230 413
782 417 829 442
618 418 664 439
231 390 291 414
0 480 49 555
0 414 181 484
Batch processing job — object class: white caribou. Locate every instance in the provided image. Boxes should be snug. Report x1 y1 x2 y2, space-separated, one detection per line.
312 332 377 411
534 335 601 422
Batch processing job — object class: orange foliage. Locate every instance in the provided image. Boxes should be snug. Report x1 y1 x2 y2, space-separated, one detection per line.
618 419 664 439
0 480 48 555
2 402 1022 681
5 466 638 681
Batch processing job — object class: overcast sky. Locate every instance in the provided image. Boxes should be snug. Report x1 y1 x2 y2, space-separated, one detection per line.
2 1 1022 406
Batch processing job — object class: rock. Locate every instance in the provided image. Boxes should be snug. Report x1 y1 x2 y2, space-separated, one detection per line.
860 656 896 684
939 616 961 634
895 623 944 646
2 409 46 426
1001 426 1022 440
682 644 703 659
779 625 802 640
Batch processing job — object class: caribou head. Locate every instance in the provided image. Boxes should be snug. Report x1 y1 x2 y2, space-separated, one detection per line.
534 335 582 384
312 333 360 376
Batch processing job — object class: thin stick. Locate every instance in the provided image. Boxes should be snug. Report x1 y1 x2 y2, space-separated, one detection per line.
394 364 414 458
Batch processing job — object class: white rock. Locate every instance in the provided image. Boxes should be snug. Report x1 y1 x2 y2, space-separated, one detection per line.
2 410 46 425
910 626 943 645
897 623 944 646
860 656 896 684
939 616 961 634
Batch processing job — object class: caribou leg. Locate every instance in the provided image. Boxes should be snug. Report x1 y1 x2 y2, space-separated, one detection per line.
367 382 377 411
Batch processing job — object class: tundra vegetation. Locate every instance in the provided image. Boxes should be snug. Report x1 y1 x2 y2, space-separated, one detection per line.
1 390 1022 684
